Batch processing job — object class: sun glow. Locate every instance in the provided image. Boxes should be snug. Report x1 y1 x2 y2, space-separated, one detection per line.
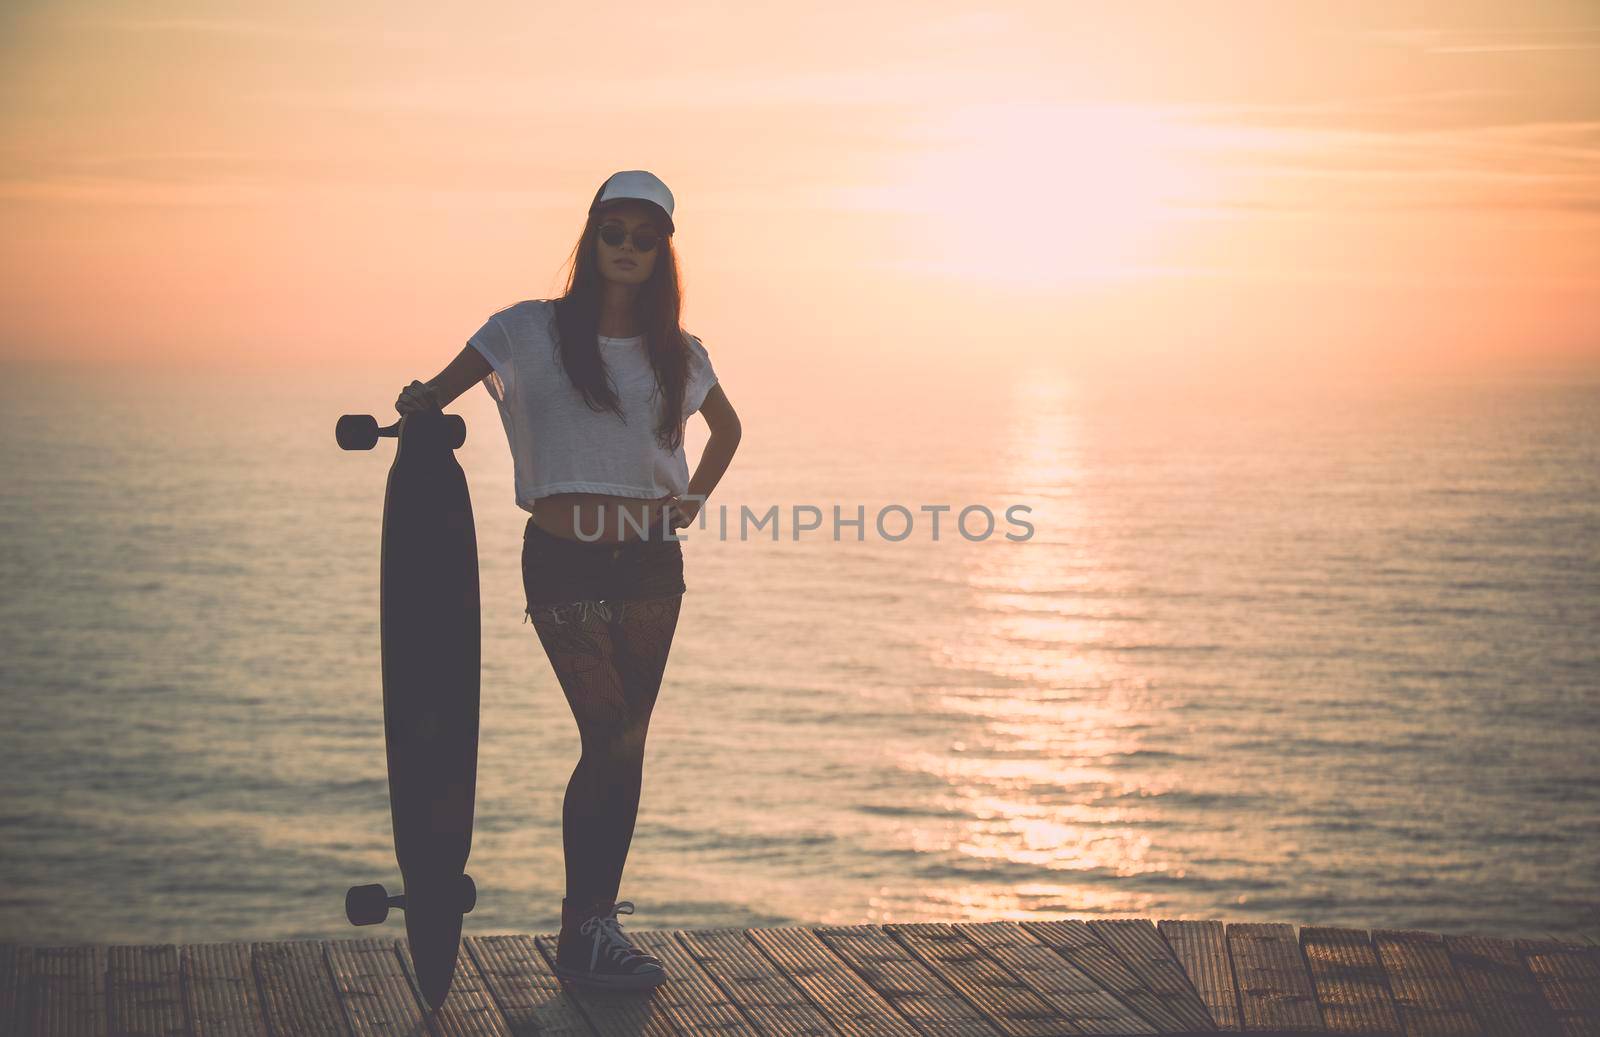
886 102 1205 286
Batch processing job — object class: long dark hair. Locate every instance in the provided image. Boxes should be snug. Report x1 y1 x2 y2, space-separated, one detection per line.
550 190 692 453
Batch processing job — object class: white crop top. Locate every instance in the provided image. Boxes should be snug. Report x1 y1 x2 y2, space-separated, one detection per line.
466 299 719 513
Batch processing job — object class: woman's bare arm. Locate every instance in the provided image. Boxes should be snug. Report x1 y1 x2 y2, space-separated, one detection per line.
699 383 739 439
679 383 741 526
425 344 495 408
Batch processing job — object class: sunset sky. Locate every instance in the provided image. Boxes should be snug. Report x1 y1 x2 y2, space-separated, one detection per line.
2 1 1596 391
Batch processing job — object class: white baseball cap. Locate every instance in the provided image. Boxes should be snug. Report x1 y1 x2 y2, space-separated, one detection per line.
590 170 676 235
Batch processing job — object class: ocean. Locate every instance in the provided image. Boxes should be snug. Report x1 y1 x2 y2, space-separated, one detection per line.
1 363 1596 944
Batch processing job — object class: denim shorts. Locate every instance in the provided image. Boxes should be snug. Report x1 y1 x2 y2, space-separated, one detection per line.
522 515 686 623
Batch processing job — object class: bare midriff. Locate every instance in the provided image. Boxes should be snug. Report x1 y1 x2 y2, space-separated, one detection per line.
530 491 678 544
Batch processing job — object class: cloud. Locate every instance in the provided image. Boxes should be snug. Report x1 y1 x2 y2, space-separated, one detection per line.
1159 111 1600 216
1170 89 1597 135
242 65 1014 117
53 14 434 44
1367 26 1600 54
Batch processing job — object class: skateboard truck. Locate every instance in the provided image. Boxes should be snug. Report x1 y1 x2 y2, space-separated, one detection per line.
337 412 467 452
345 874 478 926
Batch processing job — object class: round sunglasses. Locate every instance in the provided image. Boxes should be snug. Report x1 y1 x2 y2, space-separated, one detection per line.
597 223 660 253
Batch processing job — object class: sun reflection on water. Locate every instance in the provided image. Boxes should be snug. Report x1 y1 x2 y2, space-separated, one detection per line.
898 373 1202 911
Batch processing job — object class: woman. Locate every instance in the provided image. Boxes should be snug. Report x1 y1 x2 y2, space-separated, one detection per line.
393 170 742 991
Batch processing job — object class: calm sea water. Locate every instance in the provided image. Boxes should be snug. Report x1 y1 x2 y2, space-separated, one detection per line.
1 363 1596 944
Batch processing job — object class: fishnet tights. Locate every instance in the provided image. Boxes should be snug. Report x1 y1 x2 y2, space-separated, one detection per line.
528 594 683 908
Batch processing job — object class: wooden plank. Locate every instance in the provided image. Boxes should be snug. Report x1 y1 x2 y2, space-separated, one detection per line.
1443 935 1556 1037
1298 927 1400 1037
0 945 17 1036
384 934 508 1037
391 933 513 1037
1021 920 1188 1033
15 944 109 1036
326 937 426 1036
814 924 1000 1037
1371 929 1481 1037
531 932 676 1037
108 944 187 1036
1517 938 1600 1037
959 921 1157 1036
744 926 919 1037
252 940 352 1037
675 927 837 1037
464 934 592 1037
624 929 759 1036
183 942 269 1037
885 922 1065 1037
1159 921 1240 1032
1087 919 1216 1032
1225 923 1325 1033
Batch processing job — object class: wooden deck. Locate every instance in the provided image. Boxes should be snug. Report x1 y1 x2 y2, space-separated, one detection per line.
3 919 1597 1036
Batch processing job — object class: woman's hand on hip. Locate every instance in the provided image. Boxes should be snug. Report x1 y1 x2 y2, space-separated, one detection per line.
664 495 701 531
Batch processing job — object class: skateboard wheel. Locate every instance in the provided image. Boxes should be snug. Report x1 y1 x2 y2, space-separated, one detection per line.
336 414 381 451
345 883 390 926
459 873 477 914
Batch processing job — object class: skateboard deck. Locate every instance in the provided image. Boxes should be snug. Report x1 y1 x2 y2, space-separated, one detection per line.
336 407 481 1010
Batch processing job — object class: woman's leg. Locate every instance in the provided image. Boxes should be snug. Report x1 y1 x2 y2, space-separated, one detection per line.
593 594 682 903
529 593 683 907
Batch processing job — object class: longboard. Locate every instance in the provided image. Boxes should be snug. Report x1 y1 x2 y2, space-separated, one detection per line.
336 407 480 1011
